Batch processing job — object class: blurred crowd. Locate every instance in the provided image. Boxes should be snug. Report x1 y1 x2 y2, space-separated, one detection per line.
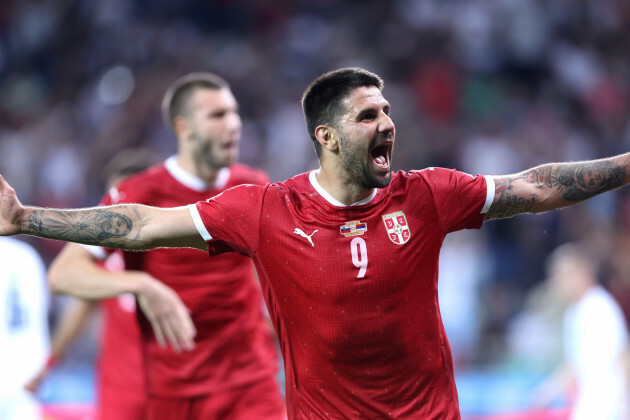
2 0 630 374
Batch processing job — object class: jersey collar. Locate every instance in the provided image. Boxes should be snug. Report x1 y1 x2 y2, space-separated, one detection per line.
165 156 230 192
308 170 377 207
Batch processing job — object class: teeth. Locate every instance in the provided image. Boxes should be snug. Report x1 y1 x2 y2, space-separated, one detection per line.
374 155 388 168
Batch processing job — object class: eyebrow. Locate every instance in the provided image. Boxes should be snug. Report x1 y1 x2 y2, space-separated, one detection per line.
354 103 391 119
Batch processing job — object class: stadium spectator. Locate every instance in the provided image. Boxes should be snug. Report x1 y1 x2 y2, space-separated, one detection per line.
533 243 630 420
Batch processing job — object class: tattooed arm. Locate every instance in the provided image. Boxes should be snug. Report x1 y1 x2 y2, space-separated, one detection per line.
484 153 630 220
0 175 206 250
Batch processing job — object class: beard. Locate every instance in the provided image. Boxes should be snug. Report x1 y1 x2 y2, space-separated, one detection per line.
191 130 237 170
338 131 392 190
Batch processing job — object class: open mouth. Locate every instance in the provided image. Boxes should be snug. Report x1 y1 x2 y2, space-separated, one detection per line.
221 140 239 151
370 141 392 170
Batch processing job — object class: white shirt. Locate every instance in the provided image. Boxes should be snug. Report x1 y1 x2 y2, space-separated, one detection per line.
0 237 50 420
564 285 629 420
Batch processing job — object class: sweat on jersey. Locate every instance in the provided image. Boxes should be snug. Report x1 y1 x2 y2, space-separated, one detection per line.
189 168 494 419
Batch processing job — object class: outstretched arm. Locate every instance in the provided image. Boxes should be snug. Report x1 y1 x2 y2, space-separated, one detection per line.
485 153 630 220
0 174 206 250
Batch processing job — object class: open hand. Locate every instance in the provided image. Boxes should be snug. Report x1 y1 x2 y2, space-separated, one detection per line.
134 273 197 352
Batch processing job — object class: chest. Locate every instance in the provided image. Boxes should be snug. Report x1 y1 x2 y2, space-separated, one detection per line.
256 195 445 301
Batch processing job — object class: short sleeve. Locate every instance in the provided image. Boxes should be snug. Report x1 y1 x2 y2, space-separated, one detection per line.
417 168 494 233
189 184 265 257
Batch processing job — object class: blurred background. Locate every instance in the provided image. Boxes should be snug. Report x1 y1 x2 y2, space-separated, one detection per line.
1 0 630 418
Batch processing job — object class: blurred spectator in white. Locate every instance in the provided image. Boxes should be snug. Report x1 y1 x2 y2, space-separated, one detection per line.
0 237 50 420
438 229 491 367
532 242 630 420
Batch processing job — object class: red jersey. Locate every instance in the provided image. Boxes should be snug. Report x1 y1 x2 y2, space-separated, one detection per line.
95 251 145 419
102 157 280 398
191 168 494 419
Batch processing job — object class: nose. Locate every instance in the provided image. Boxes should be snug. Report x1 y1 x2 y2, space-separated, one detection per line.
227 111 242 133
378 111 395 136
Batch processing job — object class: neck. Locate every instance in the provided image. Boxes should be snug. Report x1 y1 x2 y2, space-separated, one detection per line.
315 166 375 206
176 154 219 183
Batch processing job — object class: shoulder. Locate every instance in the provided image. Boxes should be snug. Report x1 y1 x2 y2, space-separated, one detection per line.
586 287 624 313
386 169 430 191
404 167 483 189
229 163 269 186
266 171 312 196
407 167 473 180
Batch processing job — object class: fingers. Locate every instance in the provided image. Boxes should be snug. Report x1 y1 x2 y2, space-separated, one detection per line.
137 278 196 352
24 372 44 394
0 174 12 195
149 317 168 349
174 303 196 351
149 309 195 353
159 313 182 353
142 300 195 353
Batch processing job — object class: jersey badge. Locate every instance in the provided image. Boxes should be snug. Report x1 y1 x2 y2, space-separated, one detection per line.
382 211 411 245
340 220 367 237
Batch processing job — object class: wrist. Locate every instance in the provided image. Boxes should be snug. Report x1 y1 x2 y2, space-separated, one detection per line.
128 272 153 296
18 206 33 234
45 354 58 369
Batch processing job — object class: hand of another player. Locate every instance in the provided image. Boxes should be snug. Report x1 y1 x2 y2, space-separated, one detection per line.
134 273 197 352
24 368 47 394
0 174 25 236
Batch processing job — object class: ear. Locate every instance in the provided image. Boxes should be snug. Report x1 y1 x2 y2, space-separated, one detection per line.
314 125 340 153
173 115 192 140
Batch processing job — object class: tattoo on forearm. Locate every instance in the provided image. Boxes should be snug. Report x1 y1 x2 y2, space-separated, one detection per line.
549 161 625 201
486 159 626 220
26 209 133 246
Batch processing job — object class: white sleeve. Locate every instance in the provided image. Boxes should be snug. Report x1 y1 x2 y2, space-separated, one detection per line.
481 176 495 214
188 204 212 241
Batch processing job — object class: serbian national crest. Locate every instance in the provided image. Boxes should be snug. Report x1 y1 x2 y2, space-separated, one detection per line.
382 211 411 245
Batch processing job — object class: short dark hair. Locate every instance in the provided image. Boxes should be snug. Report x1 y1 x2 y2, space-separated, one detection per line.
301 67 384 157
161 72 230 130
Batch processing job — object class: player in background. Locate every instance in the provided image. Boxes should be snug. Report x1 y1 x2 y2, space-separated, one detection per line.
34 72 285 420
533 243 630 420
4 67 630 418
0 236 49 420
24 148 170 420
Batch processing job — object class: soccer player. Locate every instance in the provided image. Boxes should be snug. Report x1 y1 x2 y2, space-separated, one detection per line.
2 67 630 418
28 73 285 420
24 148 169 420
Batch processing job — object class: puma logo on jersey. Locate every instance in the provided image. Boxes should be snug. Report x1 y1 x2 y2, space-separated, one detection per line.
294 228 318 247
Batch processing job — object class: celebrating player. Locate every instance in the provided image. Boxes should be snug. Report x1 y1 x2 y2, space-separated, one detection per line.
24 148 167 420
2 67 630 418
24 73 285 420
